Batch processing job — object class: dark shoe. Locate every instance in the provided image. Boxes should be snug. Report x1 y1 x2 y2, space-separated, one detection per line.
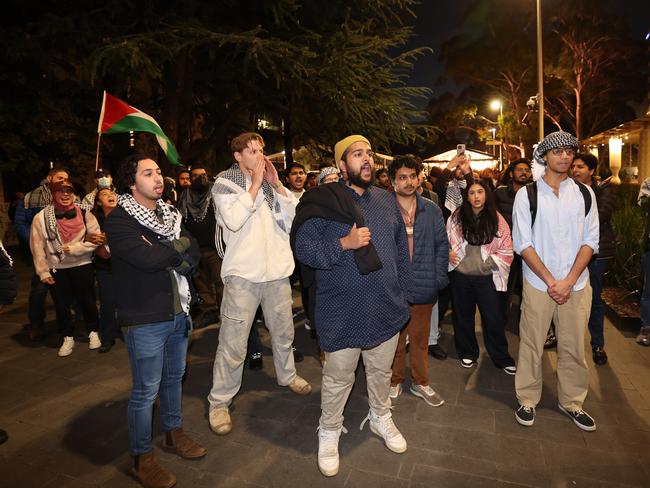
515 404 535 427
249 352 263 370
98 340 115 353
293 346 304 363
558 404 596 432
162 428 207 459
0 429 7 445
428 344 447 360
592 347 608 365
636 325 650 347
130 450 176 488
28 324 45 342
543 334 557 349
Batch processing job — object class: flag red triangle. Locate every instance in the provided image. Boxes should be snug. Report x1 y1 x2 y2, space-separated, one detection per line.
98 92 139 133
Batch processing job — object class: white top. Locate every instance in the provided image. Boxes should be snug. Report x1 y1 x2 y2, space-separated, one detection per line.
512 177 599 292
212 177 298 283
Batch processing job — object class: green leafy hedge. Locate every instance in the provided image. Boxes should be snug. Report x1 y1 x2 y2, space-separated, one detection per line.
605 183 644 300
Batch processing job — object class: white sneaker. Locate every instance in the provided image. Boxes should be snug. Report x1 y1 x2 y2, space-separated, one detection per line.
58 336 75 357
389 383 402 399
88 331 101 350
360 410 407 453
317 427 344 477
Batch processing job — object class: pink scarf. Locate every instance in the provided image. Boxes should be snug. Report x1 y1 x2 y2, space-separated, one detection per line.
54 204 85 243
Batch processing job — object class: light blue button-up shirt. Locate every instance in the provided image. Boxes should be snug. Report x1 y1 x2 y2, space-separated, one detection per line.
512 177 599 292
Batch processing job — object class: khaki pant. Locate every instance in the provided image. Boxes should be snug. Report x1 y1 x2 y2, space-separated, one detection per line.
208 276 296 407
515 279 592 410
391 304 432 387
320 333 399 430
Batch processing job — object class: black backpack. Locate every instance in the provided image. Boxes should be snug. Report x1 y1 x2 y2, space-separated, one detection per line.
526 180 592 226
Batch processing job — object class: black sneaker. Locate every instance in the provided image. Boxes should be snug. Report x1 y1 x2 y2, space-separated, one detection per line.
592 347 608 365
543 334 557 349
249 352 263 370
558 404 596 432
515 404 535 426
428 344 448 360
292 346 304 363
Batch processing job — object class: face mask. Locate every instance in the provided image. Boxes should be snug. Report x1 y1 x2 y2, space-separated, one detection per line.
98 176 112 189
191 174 209 191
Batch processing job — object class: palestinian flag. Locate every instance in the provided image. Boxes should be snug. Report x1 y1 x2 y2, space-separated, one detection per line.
97 91 181 166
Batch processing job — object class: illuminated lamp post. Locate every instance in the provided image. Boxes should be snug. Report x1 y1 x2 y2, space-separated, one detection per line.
490 100 503 167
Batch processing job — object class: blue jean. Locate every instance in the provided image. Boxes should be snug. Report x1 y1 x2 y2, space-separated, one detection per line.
124 313 191 455
642 251 650 327
587 258 610 348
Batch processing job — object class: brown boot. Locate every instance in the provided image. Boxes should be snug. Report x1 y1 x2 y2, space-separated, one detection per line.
162 428 207 459
130 450 176 488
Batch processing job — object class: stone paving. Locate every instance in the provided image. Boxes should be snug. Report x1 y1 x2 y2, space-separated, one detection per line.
1 254 650 487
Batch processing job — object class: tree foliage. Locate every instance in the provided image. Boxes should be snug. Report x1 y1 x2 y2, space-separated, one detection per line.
435 0 646 151
0 0 432 192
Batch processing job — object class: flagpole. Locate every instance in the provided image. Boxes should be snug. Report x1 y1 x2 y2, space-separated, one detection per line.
95 133 102 171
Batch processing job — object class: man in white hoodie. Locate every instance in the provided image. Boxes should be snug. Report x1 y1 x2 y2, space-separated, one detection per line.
30 181 100 357
207 132 312 436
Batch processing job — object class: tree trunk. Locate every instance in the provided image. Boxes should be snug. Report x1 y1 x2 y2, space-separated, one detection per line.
283 114 293 166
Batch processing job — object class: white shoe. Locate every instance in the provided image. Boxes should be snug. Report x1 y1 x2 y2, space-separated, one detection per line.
317 426 344 477
58 336 75 357
88 331 101 350
360 410 407 453
389 383 402 399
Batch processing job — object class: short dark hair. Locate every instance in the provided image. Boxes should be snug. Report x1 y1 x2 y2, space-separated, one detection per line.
284 162 306 180
574 152 598 171
189 164 207 176
49 166 70 178
95 168 111 178
388 155 420 181
114 153 152 195
429 166 443 178
177 167 190 177
375 168 388 179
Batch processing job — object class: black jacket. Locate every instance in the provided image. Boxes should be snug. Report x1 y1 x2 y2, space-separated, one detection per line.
494 183 518 229
105 206 199 327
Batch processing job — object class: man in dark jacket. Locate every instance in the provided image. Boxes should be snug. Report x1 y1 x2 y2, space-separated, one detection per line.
177 163 222 328
572 153 617 364
105 154 206 488
294 134 412 477
494 159 532 228
387 155 448 407
494 159 532 333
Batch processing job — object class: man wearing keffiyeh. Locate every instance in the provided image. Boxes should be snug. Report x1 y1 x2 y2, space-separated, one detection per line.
105 154 206 488
512 131 600 433
207 132 311 438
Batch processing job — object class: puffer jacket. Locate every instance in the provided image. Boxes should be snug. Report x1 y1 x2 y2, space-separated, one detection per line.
410 194 449 304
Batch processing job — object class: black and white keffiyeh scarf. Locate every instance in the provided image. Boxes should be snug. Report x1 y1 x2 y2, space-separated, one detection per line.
532 131 579 167
118 193 181 238
445 178 467 213
212 163 288 233
43 205 69 262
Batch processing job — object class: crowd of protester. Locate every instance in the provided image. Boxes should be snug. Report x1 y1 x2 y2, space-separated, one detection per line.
4 128 650 487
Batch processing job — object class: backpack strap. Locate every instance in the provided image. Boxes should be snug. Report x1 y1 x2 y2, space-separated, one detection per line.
575 181 592 216
527 180 592 227
526 181 538 227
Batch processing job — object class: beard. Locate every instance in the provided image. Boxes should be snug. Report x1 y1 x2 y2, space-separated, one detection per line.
348 169 374 189
191 177 209 193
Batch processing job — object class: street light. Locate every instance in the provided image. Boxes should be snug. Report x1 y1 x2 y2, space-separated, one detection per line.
536 0 544 140
490 100 503 166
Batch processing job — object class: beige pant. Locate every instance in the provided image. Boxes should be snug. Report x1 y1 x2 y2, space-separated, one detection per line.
208 276 296 408
320 333 399 430
515 279 592 410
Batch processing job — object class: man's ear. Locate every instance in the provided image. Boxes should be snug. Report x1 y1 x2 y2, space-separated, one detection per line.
233 151 242 164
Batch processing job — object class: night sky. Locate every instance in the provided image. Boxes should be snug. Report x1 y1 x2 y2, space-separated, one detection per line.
408 0 650 110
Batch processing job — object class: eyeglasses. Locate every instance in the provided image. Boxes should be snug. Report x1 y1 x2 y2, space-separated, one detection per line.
550 147 576 157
